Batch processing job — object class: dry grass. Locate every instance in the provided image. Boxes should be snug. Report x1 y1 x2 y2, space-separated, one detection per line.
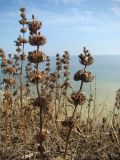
0 8 120 160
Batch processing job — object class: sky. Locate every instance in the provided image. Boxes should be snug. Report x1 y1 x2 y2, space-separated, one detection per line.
0 0 120 55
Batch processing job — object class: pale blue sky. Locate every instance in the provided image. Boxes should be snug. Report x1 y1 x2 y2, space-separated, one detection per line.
0 0 120 55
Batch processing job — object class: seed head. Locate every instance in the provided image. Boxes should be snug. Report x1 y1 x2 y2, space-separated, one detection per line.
27 20 42 34
29 70 45 83
29 34 46 46
74 70 94 82
78 47 93 66
0 48 5 58
28 50 46 63
71 92 86 105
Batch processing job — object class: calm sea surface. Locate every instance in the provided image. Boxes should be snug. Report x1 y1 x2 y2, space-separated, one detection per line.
0 55 120 108
50 55 120 107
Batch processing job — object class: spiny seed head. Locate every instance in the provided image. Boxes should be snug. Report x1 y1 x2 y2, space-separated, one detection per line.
28 50 47 64
14 54 20 61
5 66 16 74
31 95 50 108
50 72 59 82
63 51 69 59
19 38 27 44
16 47 21 53
71 92 86 105
19 18 27 25
57 65 62 71
14 41 22 47
0 48 5 58
20 12 26 18
29 71 45 83
7 59 13 65
20 27 27 33
29 34 46 46
62 58 69 64
20 7 25 12
1 58 7 67
4 91 12 99
74 70 94 82
45 67 51 72
56 53 60 57
27 20 42 34
4 78 16 85
20 53 26 61
78 47 93 66
64 65 69 70
46 62 50 66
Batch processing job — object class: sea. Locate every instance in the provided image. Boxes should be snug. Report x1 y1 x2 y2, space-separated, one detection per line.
50 55 120 114
0 55 120 112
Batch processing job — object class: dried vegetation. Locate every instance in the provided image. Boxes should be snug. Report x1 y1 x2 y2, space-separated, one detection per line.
0 8 120 160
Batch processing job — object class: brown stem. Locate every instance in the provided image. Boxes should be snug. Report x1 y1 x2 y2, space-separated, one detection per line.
20 22 26 159
36 50 44 158
92 76 96 130
64 104 77 160
79 65 87 92
79 105 83 122
64 64 87 159
4 99 8 159
64 127 73 160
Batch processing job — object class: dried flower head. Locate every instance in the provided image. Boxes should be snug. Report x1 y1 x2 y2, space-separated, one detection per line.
29 70 45 83
19 18 27 25
3 91 12 99
0 48 5 58
31 96 49 109
71 92 86 105
74 70 94 82
27 20 42 34
50 72 59 82
19 38 27 44
64 65 69 70
20 27 27 33
4 78 16 85
20 7 25 12
1 58 7 67
63 51 69 59
14 54 20 61
20 53 26 61
28 50 46 63
29 34 46 46
20 12 26 18
16 47 21 53
7 59 13 65
5 66 16 74
78 47 93 66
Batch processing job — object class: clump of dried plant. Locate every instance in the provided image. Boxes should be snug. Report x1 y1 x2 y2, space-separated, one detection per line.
0 8 120 160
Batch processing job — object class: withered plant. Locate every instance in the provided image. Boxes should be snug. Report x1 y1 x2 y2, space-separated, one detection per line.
63 47 94 160
1 7 120 160
27 13 51 159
